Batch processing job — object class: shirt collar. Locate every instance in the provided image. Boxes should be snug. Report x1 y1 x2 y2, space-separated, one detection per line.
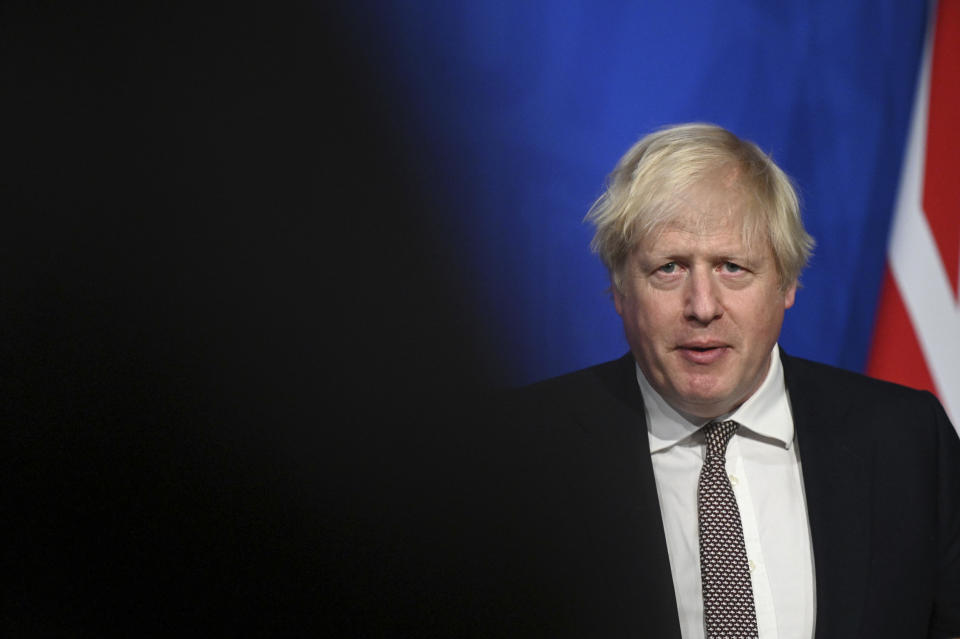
639 344 795 453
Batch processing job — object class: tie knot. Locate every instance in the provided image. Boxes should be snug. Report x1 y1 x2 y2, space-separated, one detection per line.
703 420 739 461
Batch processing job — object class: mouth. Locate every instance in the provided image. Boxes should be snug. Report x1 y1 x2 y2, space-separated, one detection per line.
676 342 729 364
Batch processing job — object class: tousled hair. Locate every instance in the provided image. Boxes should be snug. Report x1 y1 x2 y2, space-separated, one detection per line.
585 123 814 291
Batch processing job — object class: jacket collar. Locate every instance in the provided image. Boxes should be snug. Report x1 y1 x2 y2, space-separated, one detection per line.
780 348 870 639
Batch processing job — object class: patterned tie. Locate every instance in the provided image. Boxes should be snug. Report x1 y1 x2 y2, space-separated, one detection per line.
698 420 759 639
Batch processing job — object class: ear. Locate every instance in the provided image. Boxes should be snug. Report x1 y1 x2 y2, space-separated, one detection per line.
783 281 797 310
613 283 625 316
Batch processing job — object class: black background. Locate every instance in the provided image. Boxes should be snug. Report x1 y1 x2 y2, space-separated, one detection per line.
5 2 493 634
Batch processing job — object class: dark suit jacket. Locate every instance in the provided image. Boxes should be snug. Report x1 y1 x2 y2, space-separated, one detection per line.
466 351 960 638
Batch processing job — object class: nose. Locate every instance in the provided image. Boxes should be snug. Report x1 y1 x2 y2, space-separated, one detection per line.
684 268 723 324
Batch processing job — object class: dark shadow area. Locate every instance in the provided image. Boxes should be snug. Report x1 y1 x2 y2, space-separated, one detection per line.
4 2 496 634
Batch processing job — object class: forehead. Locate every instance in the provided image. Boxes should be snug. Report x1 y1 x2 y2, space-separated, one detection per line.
640 183 768 254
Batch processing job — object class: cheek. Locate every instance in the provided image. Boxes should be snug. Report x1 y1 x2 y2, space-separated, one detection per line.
746 294 787 337
622 296 671 339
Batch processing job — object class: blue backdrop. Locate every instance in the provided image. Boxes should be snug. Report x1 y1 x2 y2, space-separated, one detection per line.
344 0 928 385
0 2 936 632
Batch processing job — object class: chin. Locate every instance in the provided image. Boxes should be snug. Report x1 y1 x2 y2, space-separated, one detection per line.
677 375 729 400
672 384 736 417
678 397 728 417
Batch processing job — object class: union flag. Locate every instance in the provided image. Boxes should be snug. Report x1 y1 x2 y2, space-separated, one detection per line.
868 0 960 427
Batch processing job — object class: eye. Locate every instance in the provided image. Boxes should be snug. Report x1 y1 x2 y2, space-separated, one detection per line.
658 262 678 274
721 261 743 273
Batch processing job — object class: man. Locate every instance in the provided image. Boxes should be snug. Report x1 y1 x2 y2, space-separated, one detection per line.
479 124 960 638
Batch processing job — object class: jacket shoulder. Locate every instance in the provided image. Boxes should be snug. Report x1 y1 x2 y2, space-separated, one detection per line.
507 354 638 408
489 354 644 429
781 352 946 418
523 356 631 392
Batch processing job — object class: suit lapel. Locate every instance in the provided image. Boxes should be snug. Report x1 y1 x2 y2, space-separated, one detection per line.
782 352 871 639
562 351 875 637
570 354 683 638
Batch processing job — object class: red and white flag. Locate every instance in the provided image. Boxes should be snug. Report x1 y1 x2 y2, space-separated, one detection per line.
867 0 960 427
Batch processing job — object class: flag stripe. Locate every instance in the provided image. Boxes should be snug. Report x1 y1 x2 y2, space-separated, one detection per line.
923 0 960 299
867 268 938 394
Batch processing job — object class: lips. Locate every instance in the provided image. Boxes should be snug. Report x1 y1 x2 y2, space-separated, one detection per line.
676 342 730 365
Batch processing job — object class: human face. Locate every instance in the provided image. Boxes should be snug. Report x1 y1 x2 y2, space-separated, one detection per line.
613 185 796 419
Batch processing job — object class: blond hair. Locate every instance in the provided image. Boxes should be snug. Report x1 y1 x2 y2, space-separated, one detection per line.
585 123 814 291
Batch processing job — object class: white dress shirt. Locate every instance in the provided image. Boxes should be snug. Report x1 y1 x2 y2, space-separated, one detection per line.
639 345 816 639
